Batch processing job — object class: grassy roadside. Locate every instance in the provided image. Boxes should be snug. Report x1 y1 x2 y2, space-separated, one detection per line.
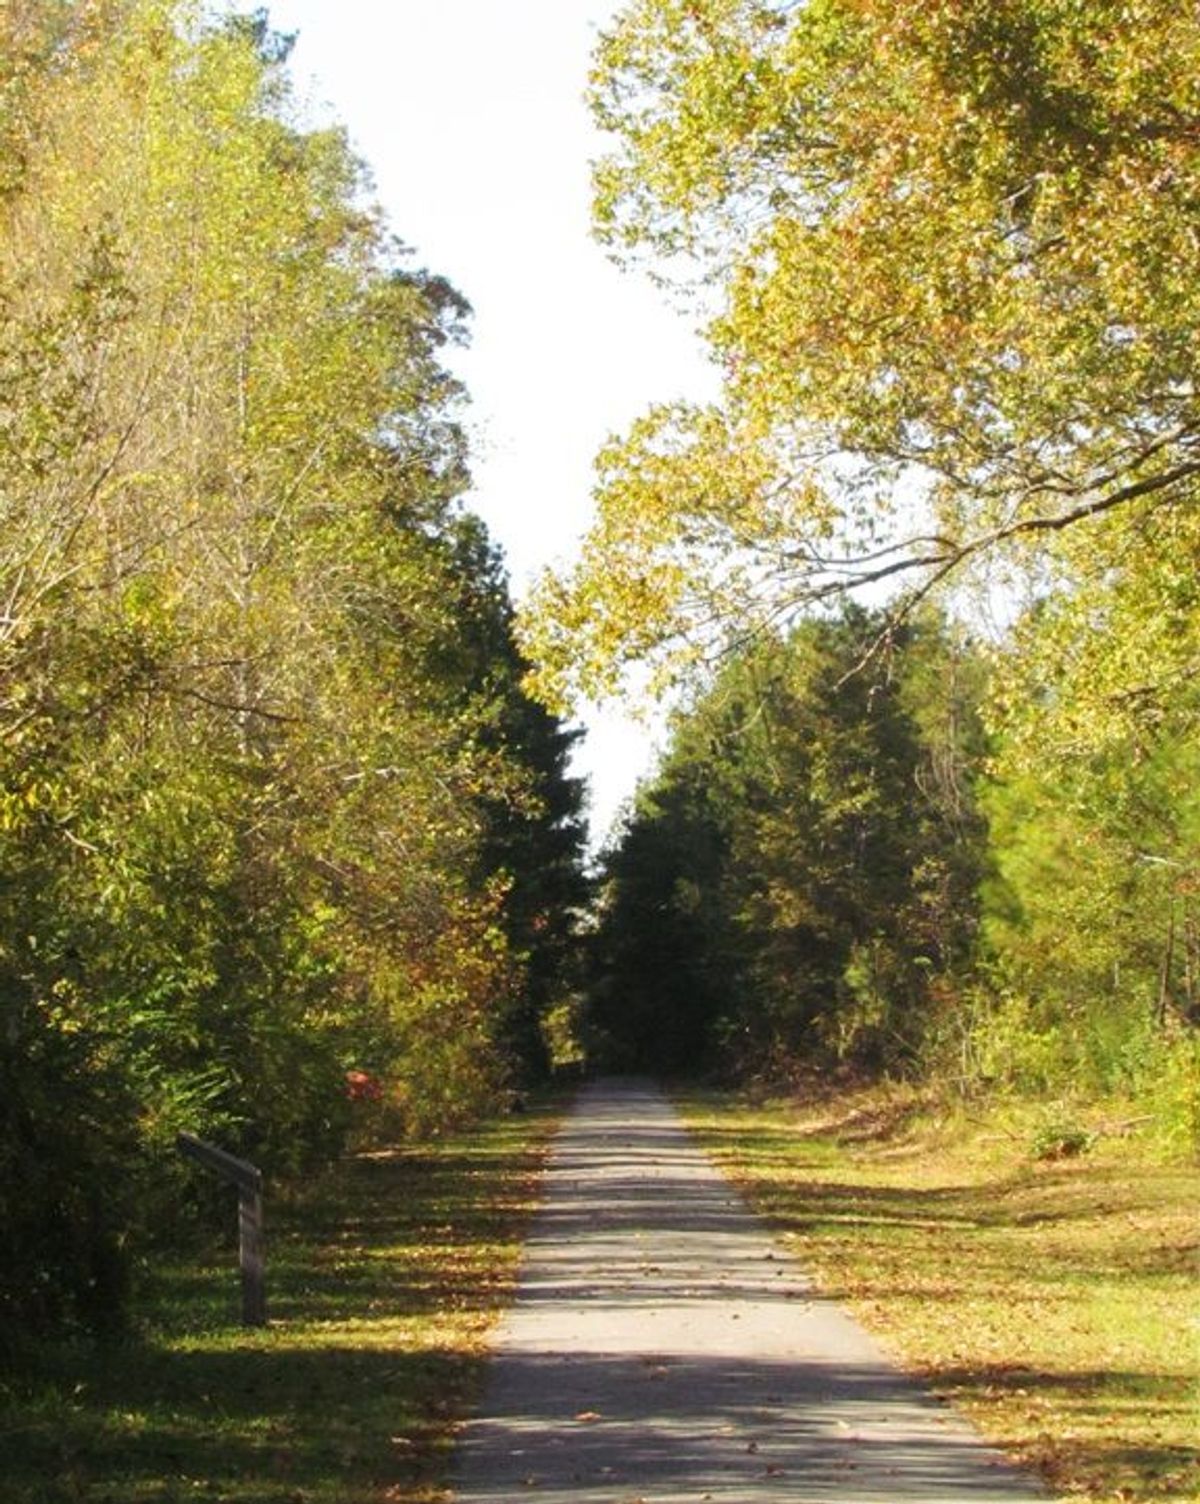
0 1099 561 1504
680 1083 1199 1504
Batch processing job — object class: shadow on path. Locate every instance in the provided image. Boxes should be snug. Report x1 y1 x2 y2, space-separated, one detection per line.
451 1078 1047 1502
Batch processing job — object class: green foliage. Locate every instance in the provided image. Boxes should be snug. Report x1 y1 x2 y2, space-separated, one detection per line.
590 760 737 1072
524 0 1200 707
1143 1027 1200 1155
437 517 590 1081
0 0 584 1349
0 996 141 1358
540 994 589 1074
527 0 1200 1164
951 543 1200 1152
589 607 987 1074
1027 1114 1095 1162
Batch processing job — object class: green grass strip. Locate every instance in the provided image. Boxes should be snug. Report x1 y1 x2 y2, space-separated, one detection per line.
680 1084 1200 1504
0 1100 560 1504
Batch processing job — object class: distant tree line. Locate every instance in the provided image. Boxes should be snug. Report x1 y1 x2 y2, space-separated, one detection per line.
589 603 1198 1160
589 607 986 1075
525 0 1200 1151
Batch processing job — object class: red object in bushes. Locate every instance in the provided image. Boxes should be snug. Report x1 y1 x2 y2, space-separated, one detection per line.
345 1069 382 1102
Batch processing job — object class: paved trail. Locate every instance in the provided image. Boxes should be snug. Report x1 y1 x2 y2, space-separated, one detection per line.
451 1079 1046 1503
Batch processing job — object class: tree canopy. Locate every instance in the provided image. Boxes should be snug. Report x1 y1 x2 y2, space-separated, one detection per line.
549 0 1198 1157
523 0 1200 708
0 0 586 1351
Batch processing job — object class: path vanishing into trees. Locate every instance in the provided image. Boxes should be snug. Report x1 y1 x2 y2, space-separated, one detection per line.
452 1079 1047 1503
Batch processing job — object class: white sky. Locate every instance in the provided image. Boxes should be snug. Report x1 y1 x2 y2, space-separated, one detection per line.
266 0 718 847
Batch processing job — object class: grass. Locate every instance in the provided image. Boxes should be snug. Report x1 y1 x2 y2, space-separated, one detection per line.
680 1082 1200 1504
0 1100 559 1504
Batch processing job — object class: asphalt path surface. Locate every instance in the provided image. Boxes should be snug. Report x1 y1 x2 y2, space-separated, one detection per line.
451 1078 1047 1503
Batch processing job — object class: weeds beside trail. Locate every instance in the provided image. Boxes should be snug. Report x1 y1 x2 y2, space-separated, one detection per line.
0 1101 559 1504
682 1085 1200 1504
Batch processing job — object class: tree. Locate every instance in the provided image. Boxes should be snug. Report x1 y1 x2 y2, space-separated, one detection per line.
406 513 590 1080
522 0 1200 709
589 759 737 1073
974 569 1200 1093
0 0 587 1346
589 607 987 1073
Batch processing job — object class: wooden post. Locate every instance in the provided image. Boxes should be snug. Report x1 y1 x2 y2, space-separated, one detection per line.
238 1181 267 1327
177 1133 267 1327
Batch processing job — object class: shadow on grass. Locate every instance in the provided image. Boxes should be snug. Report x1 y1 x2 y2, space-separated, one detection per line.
927 1364 1200 1500
3 1345 468 1504
679 1089 1199 1504
0 1105 559 1504
680 1110 1194 1280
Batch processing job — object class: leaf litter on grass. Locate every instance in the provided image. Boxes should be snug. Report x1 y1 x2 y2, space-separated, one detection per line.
680 1084 1200 1504
0 1103 559 1504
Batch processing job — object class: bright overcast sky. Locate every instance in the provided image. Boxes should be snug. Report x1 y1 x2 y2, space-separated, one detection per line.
266 0 719 847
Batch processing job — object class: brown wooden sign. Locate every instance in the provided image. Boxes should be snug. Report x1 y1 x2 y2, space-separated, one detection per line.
176 1133 267 1327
